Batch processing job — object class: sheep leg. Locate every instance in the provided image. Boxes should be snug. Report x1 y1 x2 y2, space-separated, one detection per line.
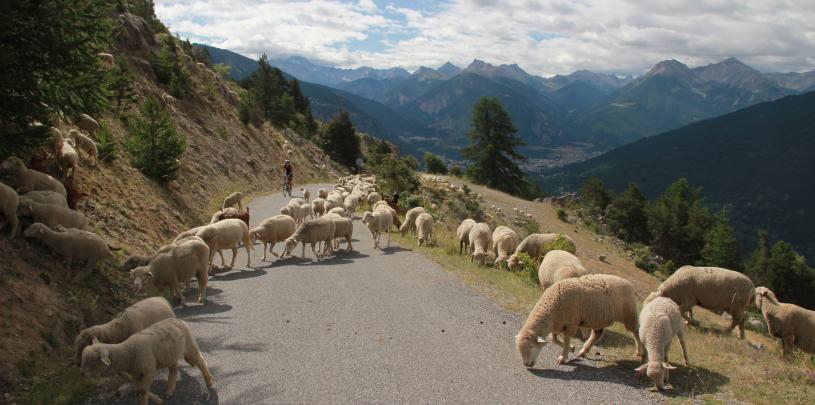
72 262 93 283
576 329 604 358
386 228 391 246
218 249 226 266
556 328 576 364
197 272 207 304
269 242 279 257
175 282 187 308
165 364 179 398
782 336 794 359
185 349 214 389
346 235 353 251
262 242 268 261
134 371 161 405
301 242 306 258
311 242 320 260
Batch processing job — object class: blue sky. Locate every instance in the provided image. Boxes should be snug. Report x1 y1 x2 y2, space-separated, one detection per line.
156 0 815 76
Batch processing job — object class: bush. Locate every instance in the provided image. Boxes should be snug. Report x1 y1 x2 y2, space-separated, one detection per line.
398 194 423 211
510 253 539 285
556 208 569 222
449 165 463 177
125 96 186 183
513 218 540 236
95 126 118 163
542 235 576 254
151 36 190 98
424 152 448 174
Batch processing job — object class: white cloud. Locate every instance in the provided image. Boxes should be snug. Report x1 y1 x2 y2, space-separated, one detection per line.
155 0 815 76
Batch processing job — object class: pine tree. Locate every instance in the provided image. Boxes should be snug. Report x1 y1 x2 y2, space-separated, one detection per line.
462 97 526 195
700 209 741 270
647 178 713 266
607 182 650 243
767 241 815 308
580 177 612 214
319 110 360 168
745 230 772 287
126 96 186 183
108 56 136 112
0 0 112 155
290 78 310 114
424 152 448 174
304 108 318 137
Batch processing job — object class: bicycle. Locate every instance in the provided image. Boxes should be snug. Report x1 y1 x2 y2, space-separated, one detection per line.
283 175 293 197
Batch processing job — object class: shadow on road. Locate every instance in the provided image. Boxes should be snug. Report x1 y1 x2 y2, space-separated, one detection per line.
176 300 233 317
108 368 219 405
615 359 730 398
210 268 267 281
182 315 232 325
527 358 641 388
379 245 409 255
198 334 269 354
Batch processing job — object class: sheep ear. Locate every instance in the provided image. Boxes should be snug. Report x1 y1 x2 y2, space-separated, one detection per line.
634 364 648 374
100 351 111 366
146 270 153 277
536 336 547 343
91 337 100 345
662 362 677 370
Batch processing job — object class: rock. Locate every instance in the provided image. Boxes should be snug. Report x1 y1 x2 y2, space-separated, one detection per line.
116 13 155 61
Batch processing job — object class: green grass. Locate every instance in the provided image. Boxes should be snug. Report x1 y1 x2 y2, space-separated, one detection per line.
19 367 98 405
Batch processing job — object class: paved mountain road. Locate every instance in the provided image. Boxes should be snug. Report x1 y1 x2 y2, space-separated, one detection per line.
91 184 657 404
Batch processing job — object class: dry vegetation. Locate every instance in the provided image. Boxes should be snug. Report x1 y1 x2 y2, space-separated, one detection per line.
393 174 815 404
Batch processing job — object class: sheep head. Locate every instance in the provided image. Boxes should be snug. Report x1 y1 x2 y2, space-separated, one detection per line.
130 266 153 292
635 361 676 390
754 286 779 310
23 222 48 239
283 237 299 256
80 345 112 377
515 329 547 368
361 212 373 224
507 255 520 270
472 250 487 266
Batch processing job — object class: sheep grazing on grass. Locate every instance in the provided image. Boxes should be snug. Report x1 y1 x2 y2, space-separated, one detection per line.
468 222 491 266
456 219 476 255
400 207 426 237
415 212 434 246
222 191 244 211
1 181 19 238
196 218 253 271
250 215 296 261
80 318 214 405
283 217 336 260
635 296 689 390
21 190 68 208
754 287 815 358
74 297 175 364
301 188 310 203
362 210 393 250
130 237 210 306
538 250 592 290
74 113 101 134
515 274 643 367
507 233 576 271
24 223 117 281
17 199 86 229
652 266 754 339
1 156 67 196
311 197 326 217
68 129 98 166
492 226 520 269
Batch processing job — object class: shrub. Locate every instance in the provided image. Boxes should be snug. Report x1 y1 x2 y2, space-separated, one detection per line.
399 194 423 211
424 152 448 174
95 126 118 163
125 96 186 183
542 234 576 254
449 165 463 177
513 218 540 236
556 208 569 222
511 253 539 285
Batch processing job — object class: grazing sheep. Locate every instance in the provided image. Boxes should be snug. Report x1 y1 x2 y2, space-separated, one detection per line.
74 113 101 134
283 218 336 260
507 233 576 271
318 188 328 199
754 286 815 358
54 138 79 179
362 210 393 249
222 191 244 211
492 226 520 269
468 222 491 266
74 297 174 364
173 225 205 243
635 296 689 390
196 218 253 270
249 215 296 261
328 216 354 251
301 188 310 203
68 129 98 166
129 237 210 306
311 197 326 217
17 199 85 229
343 194 359 217
1 156 67 196
80 318 214 405
400 207 426 237
457 219 476 255
1 181 19 238
415 212 433 246
22 190 68 208
652 266 754 338
367 191 381 206
23 223 116 281
538 250 592 290
375 203 402 230
515 274 643 367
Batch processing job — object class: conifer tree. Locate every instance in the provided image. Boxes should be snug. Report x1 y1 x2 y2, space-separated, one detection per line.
607 182 650 243
126 96 186 183
647 178 713 266
319 110 360 168
290 78 310 114
700 209 741 270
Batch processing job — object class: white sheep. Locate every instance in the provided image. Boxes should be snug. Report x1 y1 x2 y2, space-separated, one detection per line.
249 215 296 261
343 194 360 217
1 181 19 238
507 233 576 271
55 137 79 179
457 219 476 255
367 191 381 206
635 296 689 390
23 223 116 281
21 190 68 207
300 202 314 220
74 113 101 134
400 206 426 237
652 266 754 338
222 191 244 211
468 222 491 266
283 217 336 260
754 286 815 358
17 199 85 229
173 225 205 243
1 156 67 196
130 237 210 306
311 197 326 217
492 226 520 269
80 318 214 405
328 216 354 251
196 218 253 270
415 212 434 246
538 250 592 290
362 210 392 249
68 129 98 166
375 203 402 230
327 206 346 217
74 297 174 364
515 274 643 367
301 188 310 203
326 193 344 211
281 201 303 224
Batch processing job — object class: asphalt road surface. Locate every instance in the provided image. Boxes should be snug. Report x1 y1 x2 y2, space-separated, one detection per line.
90 184 658 404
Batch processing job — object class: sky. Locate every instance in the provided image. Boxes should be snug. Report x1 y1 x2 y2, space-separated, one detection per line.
155 0 815 77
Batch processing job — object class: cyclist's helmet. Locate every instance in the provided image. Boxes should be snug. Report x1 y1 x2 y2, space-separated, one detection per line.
285 160 290 163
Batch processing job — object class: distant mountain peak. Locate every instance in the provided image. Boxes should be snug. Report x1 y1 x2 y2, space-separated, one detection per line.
646 59 693 79
437 62 461 76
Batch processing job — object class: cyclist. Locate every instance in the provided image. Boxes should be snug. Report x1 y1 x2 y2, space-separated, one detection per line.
282 159 294 196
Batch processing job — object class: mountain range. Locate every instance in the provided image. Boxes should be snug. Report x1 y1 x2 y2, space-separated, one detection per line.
539 90 815 262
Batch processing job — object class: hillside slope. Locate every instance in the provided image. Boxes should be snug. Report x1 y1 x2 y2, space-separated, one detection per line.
0 12 341 399
541 90 815 260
